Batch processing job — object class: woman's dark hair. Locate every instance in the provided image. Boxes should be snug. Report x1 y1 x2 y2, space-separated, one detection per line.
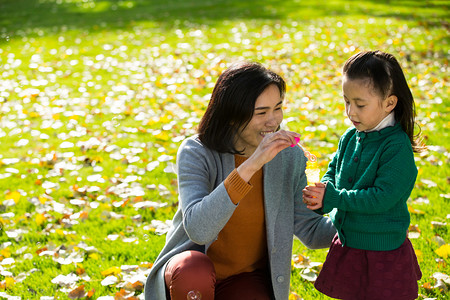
197 61 286 154
343 50 423 152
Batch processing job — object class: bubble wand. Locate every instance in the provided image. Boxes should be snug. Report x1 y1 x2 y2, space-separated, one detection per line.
291 137 320 185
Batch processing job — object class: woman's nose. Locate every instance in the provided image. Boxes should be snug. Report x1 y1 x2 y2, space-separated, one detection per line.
266 113 279 126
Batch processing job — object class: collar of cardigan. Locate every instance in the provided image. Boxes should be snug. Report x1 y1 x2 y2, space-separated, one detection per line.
355 122 401 141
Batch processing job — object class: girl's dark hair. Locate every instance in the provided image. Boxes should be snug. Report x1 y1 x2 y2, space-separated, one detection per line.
343 50 424 152
198 61 286 154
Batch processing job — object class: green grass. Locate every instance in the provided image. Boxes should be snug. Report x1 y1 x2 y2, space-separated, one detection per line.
0 0 449 299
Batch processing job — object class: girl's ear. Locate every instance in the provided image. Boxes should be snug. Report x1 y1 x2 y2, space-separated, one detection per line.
385 95 398 113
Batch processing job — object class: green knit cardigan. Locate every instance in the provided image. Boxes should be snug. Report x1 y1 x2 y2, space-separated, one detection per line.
322 123 417 251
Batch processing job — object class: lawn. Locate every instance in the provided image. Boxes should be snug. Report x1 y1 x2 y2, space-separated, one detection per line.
0 0 449 299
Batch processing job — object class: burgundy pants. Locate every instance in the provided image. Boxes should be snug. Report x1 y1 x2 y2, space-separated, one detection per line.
164 250 273 300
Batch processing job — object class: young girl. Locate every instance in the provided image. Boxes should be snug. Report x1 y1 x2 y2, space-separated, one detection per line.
303 50 423 300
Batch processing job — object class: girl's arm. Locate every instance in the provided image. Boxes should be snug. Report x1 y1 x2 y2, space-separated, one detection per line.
320 151 338 185
321 141 417 214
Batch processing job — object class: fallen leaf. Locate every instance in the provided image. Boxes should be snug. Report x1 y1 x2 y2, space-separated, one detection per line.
289 292 302 300
101 266 121 277
300 268 317 282
435 244 450 259
431 221 447 229
68 285 87 299
431 235 446 247
101 275 118 286
5 191 21 204
408 206 425 215
51 273 79 287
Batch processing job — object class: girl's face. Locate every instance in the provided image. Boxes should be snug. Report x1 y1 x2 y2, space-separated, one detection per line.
234 84 283 157
342 76 395 132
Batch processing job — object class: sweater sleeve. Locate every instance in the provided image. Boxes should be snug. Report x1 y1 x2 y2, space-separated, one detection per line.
321 128 351 185
321 152 337 185
322 139 417 214
177 139 239 245
224 169 253 205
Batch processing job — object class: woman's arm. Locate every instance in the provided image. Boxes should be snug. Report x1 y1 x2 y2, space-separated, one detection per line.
237 130 301 181
177 138 237 245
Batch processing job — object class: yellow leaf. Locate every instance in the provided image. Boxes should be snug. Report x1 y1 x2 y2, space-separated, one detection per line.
0 248 11 258
35 214 46 226
0 218 9 227
89 253 100 260
100 203 111 210
92 156 103 163
154 131 170 141
39 196 48 204
5 277 14 289
139 262 153 269
6 191 21 204
414 249 423 262
435 244 450 259
101 266 121 277
408 206 425 215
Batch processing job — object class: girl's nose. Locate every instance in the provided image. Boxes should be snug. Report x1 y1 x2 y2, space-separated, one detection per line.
346 104 355 116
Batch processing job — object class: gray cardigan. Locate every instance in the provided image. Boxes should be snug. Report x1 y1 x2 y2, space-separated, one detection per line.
144 135 336 300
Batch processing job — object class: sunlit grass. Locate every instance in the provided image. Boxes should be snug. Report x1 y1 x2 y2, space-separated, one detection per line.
0 0 449 299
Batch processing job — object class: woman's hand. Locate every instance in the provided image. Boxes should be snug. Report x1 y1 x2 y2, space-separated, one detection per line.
237 130 300 182
303 182 326 210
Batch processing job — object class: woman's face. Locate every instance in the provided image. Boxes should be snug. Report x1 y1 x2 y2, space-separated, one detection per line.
234 84 283 157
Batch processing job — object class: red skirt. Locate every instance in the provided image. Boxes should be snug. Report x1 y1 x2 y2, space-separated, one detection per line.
314 234 422 300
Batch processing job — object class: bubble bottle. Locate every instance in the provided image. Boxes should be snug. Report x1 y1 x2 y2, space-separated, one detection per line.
187 290 202 300
290 137 320 185
305 153 320 186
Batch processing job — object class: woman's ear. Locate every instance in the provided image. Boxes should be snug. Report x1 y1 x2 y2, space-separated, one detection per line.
384 95 398 113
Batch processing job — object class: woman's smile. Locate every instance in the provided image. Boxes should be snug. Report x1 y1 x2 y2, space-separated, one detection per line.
234 84 283 156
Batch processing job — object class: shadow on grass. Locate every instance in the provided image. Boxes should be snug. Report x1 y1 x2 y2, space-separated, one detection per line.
0 0 448 43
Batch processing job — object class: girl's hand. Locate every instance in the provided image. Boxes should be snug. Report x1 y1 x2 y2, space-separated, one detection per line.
237 130 300 182
302 182 326 210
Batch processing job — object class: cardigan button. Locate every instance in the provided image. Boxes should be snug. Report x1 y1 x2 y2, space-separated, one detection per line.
276 276 285 283
348 177 353 183
353 156 358 162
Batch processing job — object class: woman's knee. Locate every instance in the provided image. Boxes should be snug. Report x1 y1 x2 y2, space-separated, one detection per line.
165 251 215 300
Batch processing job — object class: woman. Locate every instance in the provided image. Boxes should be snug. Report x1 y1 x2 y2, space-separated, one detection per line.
144 61 336 300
